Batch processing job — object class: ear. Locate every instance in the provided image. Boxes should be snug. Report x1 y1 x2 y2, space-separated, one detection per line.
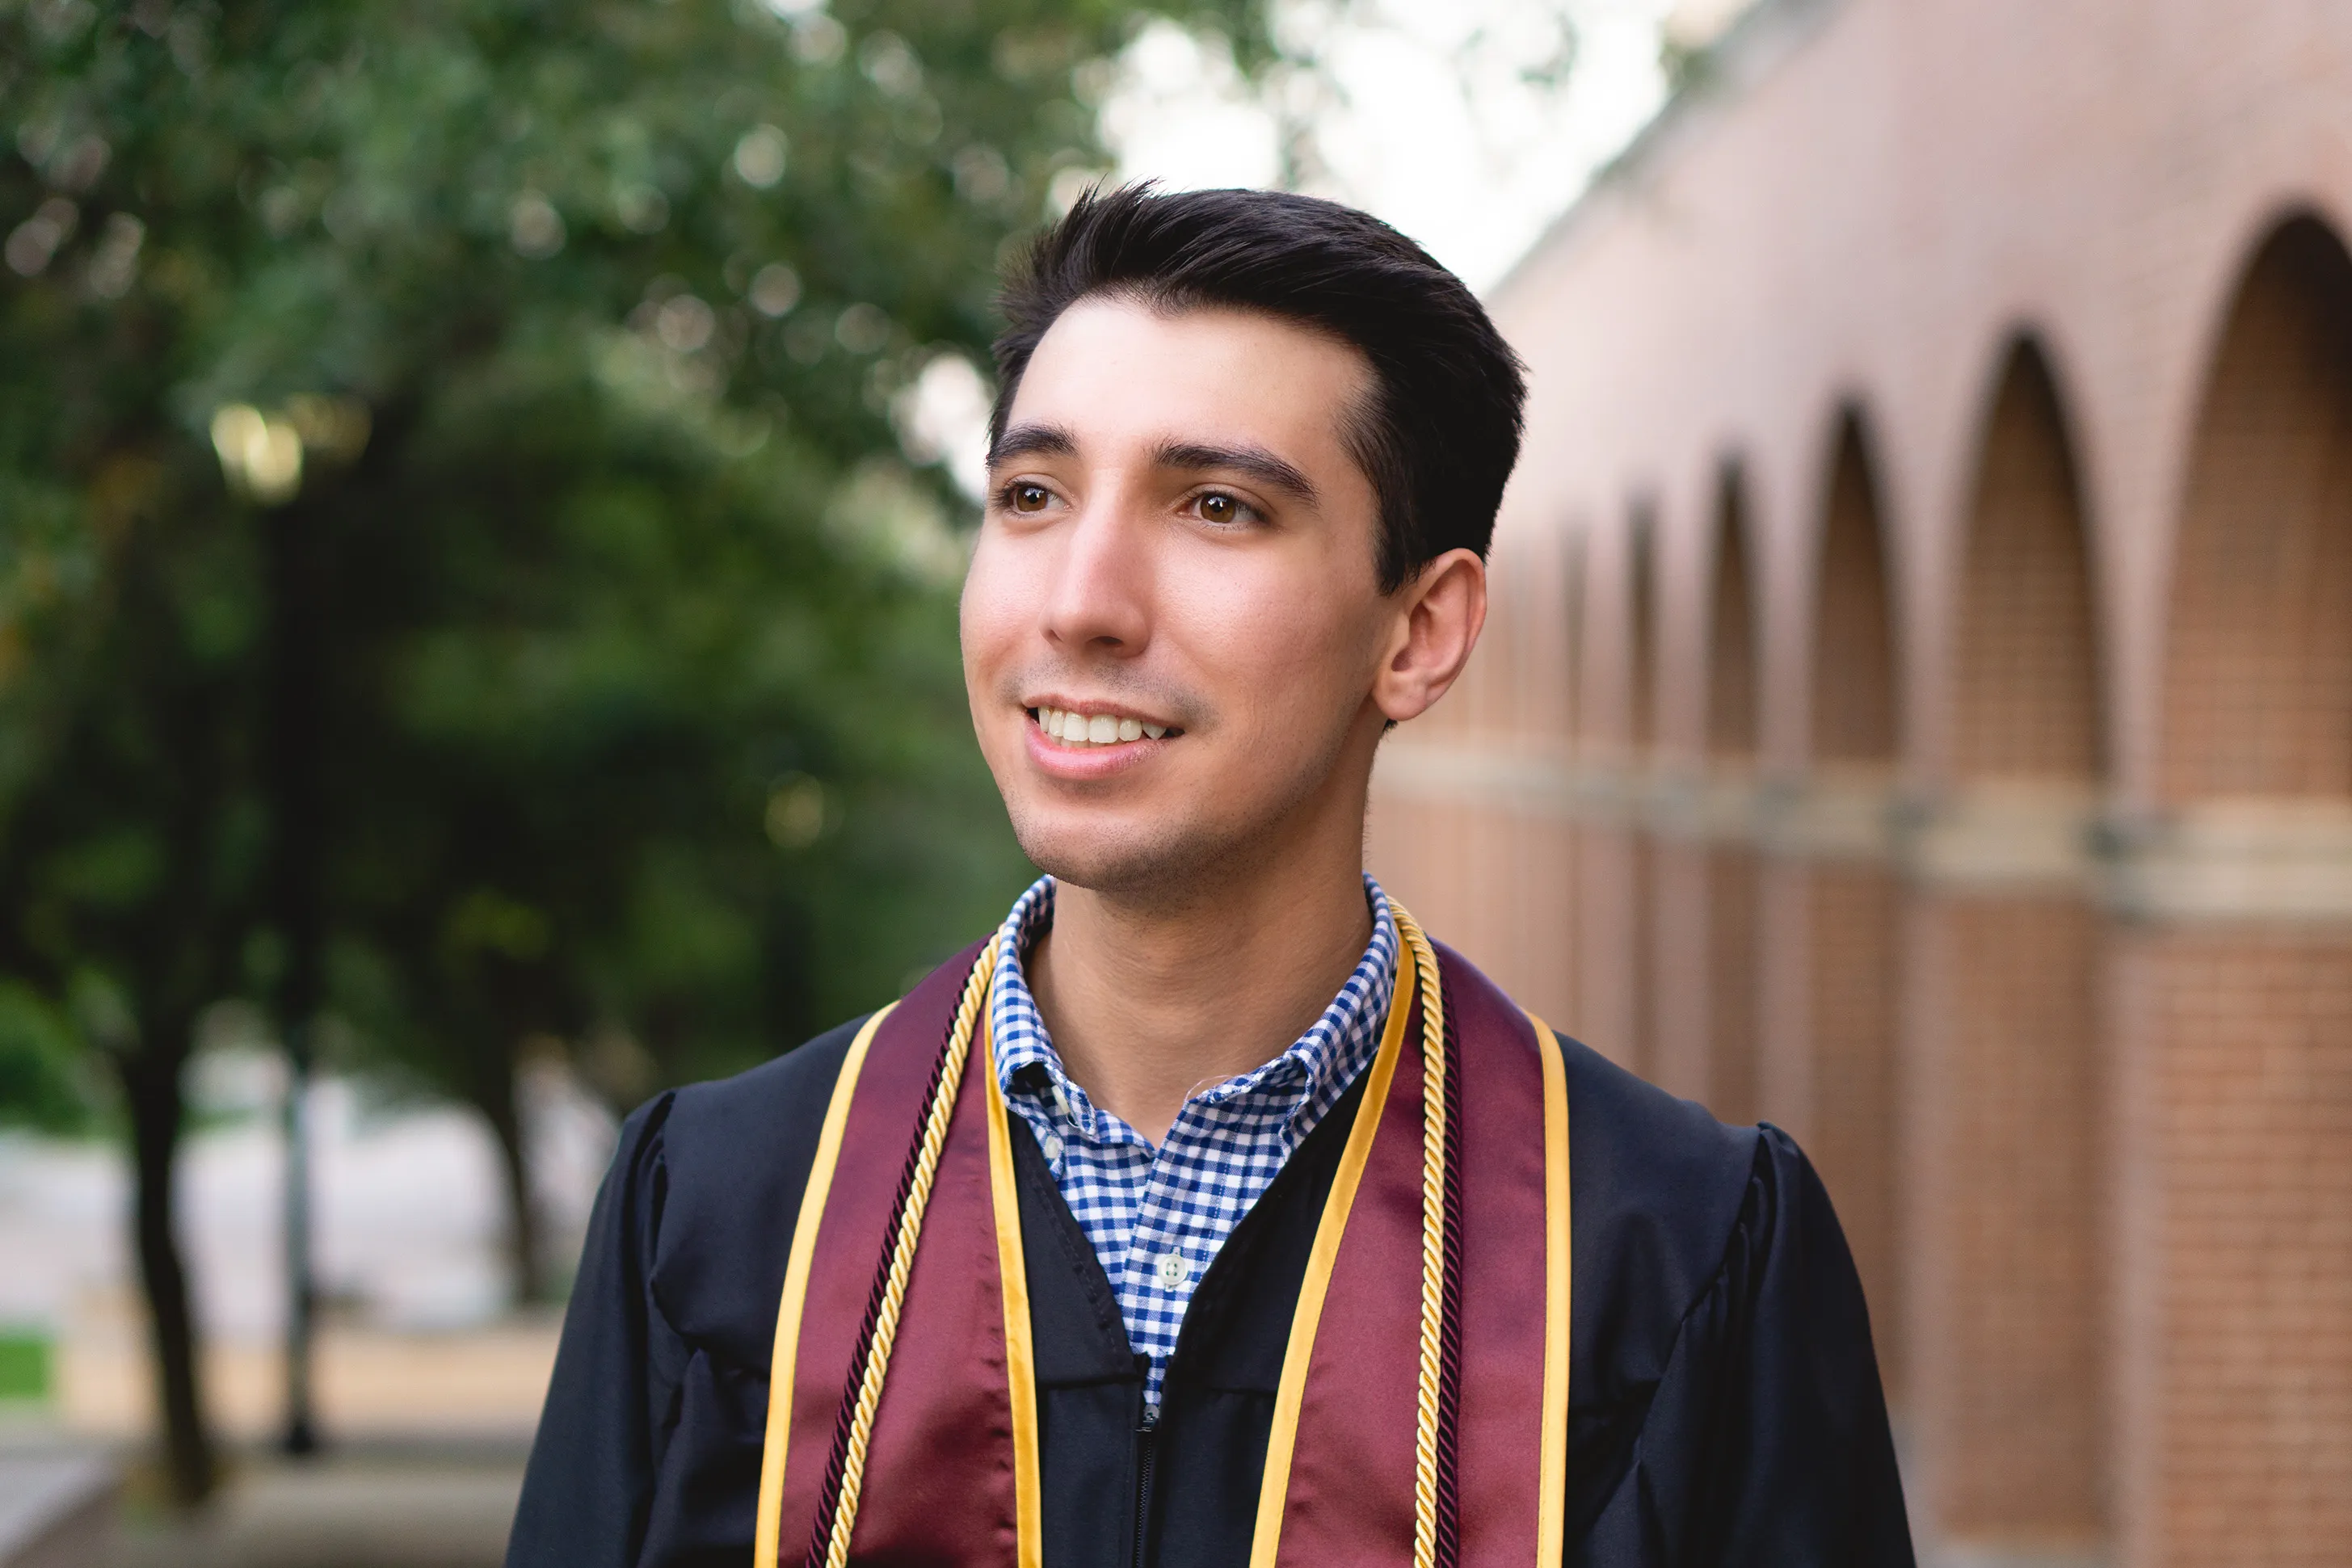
1371 548 1487 724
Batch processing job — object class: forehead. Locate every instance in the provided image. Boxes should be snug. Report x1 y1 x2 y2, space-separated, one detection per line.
1004 296 1373 464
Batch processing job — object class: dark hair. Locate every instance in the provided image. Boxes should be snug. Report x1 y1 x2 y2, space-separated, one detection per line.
991 184 1527 592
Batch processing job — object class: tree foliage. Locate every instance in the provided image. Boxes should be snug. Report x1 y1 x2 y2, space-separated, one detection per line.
0 0 1270 1502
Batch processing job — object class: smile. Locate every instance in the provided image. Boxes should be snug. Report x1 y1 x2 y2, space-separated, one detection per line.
1029 705 1178 747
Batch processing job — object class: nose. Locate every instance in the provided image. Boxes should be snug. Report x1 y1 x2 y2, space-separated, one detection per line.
1039 494 1152 658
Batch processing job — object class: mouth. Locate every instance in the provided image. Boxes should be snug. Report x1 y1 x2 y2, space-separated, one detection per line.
1026 704 1183 749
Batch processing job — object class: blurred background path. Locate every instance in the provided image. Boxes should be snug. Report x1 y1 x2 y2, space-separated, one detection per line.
103 1444 527 1568
0 1063 592 1566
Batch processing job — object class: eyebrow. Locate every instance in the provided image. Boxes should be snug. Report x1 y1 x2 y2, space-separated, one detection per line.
1151 439 1321 507
985 426 1323 510
987 422 1078 466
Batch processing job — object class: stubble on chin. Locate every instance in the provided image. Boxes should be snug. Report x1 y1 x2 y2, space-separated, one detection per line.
1003 717 1360 910
1006 803 1205 902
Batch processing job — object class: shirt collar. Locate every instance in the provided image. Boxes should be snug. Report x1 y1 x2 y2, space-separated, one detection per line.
987 874 1399 1141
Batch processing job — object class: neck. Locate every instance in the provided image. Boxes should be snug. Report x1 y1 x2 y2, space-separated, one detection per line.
1026 770 1378 1146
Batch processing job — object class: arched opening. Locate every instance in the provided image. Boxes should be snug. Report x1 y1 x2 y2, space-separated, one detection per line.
1955 347 2103 781
1556 532 1586 1032
1791 409 1906 1391
2131 213 2352 1558
1812 414 1900 765
1562 531 1587 753
1702 465 1761 1125
1912 338 2106 1550
1706 467 1760 761
2165 216 2352 801
1571 510 1654 1074
1627 508 1658 1079
1629 508 1659 754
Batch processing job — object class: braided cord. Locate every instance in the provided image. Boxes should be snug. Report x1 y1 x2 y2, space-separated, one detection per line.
1433 994 1465 1565
1392 903 1450 1568
810 947 995 1568
803 915 1458 1566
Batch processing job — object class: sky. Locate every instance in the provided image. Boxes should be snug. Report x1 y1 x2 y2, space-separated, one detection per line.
898 0 1715 499
1102 0 1694 293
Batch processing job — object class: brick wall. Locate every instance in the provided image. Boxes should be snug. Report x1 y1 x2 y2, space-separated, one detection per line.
1796 861 1905 1396
1908 893 2105 1544
1359 2 2352 1557
2112 933 2352 1568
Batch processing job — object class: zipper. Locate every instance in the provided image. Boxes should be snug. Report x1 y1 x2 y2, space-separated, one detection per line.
1130 1375 1159 1568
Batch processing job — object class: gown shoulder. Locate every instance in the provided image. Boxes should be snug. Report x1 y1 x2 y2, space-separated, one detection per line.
637 1012 870 1368
1547 1031 1913 1564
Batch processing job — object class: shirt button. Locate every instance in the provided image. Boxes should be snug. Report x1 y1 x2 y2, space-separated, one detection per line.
1040 1132 1063 1163
1050 1080 1073 1118
1155 1250 1188 1290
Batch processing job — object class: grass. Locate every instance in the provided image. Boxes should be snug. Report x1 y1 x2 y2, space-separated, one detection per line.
0 1329 53 1403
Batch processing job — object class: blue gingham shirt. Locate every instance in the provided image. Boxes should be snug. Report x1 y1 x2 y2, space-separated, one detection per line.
990 874 1399 1408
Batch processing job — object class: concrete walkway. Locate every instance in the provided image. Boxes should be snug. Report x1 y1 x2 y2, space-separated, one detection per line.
107 1444 525 1568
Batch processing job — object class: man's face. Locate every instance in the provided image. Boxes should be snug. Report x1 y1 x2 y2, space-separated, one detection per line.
960 297 1397 895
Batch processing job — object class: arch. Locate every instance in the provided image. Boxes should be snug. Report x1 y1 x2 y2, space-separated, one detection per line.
1563 528 1589 751
2127 212 2352 1559
1625 504 1659 1078
1910 334 2107 1549
1781 404 1905 1394
2163 213 2352 800
1629 504 1660 754
1702 462 1761 1126
1811 410 1900 764
1556 528 1588 1034
1956 339 2104 782
1706 464 1760 762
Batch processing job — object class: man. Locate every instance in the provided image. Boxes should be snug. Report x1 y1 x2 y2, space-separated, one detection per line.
509 185 1912 1567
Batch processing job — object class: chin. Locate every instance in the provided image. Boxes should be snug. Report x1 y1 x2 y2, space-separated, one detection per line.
1008 809 1219 898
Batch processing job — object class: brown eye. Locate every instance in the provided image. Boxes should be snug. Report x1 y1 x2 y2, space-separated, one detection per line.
1011 483 1050 513
1198 492 1239 524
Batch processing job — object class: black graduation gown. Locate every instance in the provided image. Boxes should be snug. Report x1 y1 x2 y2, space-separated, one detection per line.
507 1017 1914 1568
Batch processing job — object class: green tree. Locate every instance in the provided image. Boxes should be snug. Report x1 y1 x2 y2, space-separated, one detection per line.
0 0 1270 1505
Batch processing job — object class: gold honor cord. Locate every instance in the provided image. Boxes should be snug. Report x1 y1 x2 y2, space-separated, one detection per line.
756 1002 898 1568
1527 1007 1572 1567
1391 906 1451 1568
1248 943 1419 1568
816 947 996 1568
981 1011 1046 1568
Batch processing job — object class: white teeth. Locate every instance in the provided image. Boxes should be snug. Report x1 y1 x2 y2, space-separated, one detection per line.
1033 707 1172 746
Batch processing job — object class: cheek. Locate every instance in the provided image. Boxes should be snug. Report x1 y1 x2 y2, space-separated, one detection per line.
959 533 1027 675
1169 557 1375 724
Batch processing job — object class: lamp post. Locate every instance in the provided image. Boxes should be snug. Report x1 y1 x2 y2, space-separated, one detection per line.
268 485 322 1458
212 398 364 1457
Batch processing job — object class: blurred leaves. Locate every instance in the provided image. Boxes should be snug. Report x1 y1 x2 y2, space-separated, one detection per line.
2 0 1283 1487
0 976 95 1133
0 0 1276 1115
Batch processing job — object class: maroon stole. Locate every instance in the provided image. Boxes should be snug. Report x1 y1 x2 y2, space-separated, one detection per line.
753 931 1572 1568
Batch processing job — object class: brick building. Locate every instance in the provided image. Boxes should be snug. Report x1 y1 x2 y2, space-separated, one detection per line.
1364 0 2352 1562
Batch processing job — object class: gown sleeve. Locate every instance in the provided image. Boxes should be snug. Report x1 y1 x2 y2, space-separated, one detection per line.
1570 1125 1916 1567
506 1092 680 1568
